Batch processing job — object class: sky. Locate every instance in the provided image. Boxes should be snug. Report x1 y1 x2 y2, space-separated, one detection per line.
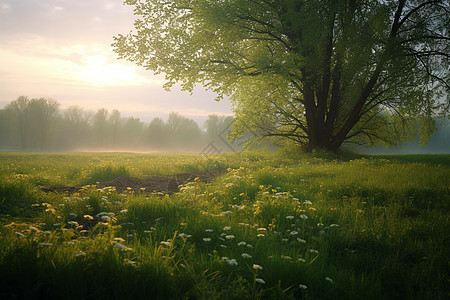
0 0 233 124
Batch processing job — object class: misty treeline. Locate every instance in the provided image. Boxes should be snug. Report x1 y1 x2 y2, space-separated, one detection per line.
0 96 235 152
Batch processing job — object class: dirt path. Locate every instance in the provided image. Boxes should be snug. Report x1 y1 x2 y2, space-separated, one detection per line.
41 170 226 195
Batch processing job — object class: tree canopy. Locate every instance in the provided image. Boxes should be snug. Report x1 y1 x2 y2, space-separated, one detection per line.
113 0 449 152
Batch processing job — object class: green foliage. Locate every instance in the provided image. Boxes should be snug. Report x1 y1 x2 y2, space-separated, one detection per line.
0 152 449 299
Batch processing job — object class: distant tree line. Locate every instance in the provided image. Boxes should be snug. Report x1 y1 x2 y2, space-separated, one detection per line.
0 96 235 152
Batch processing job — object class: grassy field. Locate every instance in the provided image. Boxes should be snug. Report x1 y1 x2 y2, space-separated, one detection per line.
0 151 449 299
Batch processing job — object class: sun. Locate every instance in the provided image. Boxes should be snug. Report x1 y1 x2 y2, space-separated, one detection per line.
78 55 150 87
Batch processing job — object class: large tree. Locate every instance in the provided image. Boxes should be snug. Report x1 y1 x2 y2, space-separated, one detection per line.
113 0 449 152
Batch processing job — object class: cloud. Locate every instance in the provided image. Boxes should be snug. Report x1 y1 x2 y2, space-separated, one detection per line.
0 0 135 43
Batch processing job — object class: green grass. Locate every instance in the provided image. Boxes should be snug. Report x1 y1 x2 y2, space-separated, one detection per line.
0 151 448 299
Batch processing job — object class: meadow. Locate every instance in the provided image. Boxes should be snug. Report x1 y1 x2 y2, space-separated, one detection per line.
0 151 448 299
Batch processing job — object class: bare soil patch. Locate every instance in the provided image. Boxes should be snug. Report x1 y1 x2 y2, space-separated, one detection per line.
41 170 226 195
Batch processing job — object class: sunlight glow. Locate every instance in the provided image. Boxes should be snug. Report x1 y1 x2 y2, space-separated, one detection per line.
78 55 152 87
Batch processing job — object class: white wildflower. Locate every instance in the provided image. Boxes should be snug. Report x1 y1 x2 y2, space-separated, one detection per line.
115 243 133 251
29 226 40 232
15 232 26 238
299 284 308 290
203 238 211 242
253 264 263 270
325 277 334 283
286 216 294 220
255 278 266 284
241 253 252 259
299 214 308 220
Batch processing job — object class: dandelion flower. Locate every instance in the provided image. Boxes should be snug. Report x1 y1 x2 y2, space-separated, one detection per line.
241 253 252 259
256 228 267 231
304 200 312 205
120 209 127 214
83 215 94 220
299 284 308 290
253 264 263 270
255 278 266 284
203 238 211 242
